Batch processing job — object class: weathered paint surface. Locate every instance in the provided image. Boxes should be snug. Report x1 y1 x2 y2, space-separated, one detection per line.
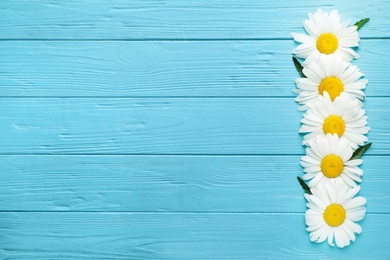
0 1 389 258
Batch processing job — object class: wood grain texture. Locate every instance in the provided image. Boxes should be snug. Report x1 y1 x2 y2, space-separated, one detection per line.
0 212 389 259
0 97 388 155
1 0 389 258
0 0 389 40
0 39 387 97
0 155 388 213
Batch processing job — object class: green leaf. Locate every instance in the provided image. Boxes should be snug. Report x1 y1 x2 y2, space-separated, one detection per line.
292 56 306 78
350 142 372 160
354 18 370 30
297 176 312 195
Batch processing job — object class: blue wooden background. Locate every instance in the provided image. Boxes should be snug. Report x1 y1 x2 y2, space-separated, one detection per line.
1 0 389 259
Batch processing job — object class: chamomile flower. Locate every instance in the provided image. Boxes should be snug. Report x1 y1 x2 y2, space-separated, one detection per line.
299 92 370 149
305 182 366 248
301 134 363 188
294 55 367 109
292 9 359 65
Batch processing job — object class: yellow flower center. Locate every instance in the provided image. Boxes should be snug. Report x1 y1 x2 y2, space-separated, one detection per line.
323 115 345 136
316 33 338 54
321 155 344 178
319 77 344 101
323 204 346 227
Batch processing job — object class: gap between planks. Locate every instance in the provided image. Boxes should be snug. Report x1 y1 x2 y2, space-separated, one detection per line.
0 37 389 41
1 96 390 99
0 153 388 156
0 211 387 215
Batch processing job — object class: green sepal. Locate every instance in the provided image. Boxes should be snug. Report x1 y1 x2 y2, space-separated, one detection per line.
292 56 306 78
297 176 312 195
350 142 372 160
354 18 370 30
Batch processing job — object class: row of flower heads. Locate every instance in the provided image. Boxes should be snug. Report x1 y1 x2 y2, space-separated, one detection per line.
291 9 371 248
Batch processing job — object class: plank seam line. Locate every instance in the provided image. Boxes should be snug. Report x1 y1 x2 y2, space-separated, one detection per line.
0 153 305 156
1 96 390 99
0 153 387 156
0 210 387 215
0 37 389 41
0 96 301 99
0 96 389 99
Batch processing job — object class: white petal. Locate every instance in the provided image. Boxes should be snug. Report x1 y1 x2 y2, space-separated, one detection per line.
344 159 363 166
341 224 356 242
344 219 362 234
347 208 366 222
327 228 335 246
344 197 367 210
309 225 330 243
334 226 350 248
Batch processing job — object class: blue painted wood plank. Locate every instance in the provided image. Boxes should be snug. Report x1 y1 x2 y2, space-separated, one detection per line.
1 1 388 258
0 212 388 259
0 39 386 97
0 155 387 213
0 98 387 155
0 0 388 39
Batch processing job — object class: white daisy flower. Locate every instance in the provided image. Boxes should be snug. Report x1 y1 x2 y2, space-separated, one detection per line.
299 92 370 149
294 55 367 109
305 182 366 248
301 134 363 188
292 9 359 65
